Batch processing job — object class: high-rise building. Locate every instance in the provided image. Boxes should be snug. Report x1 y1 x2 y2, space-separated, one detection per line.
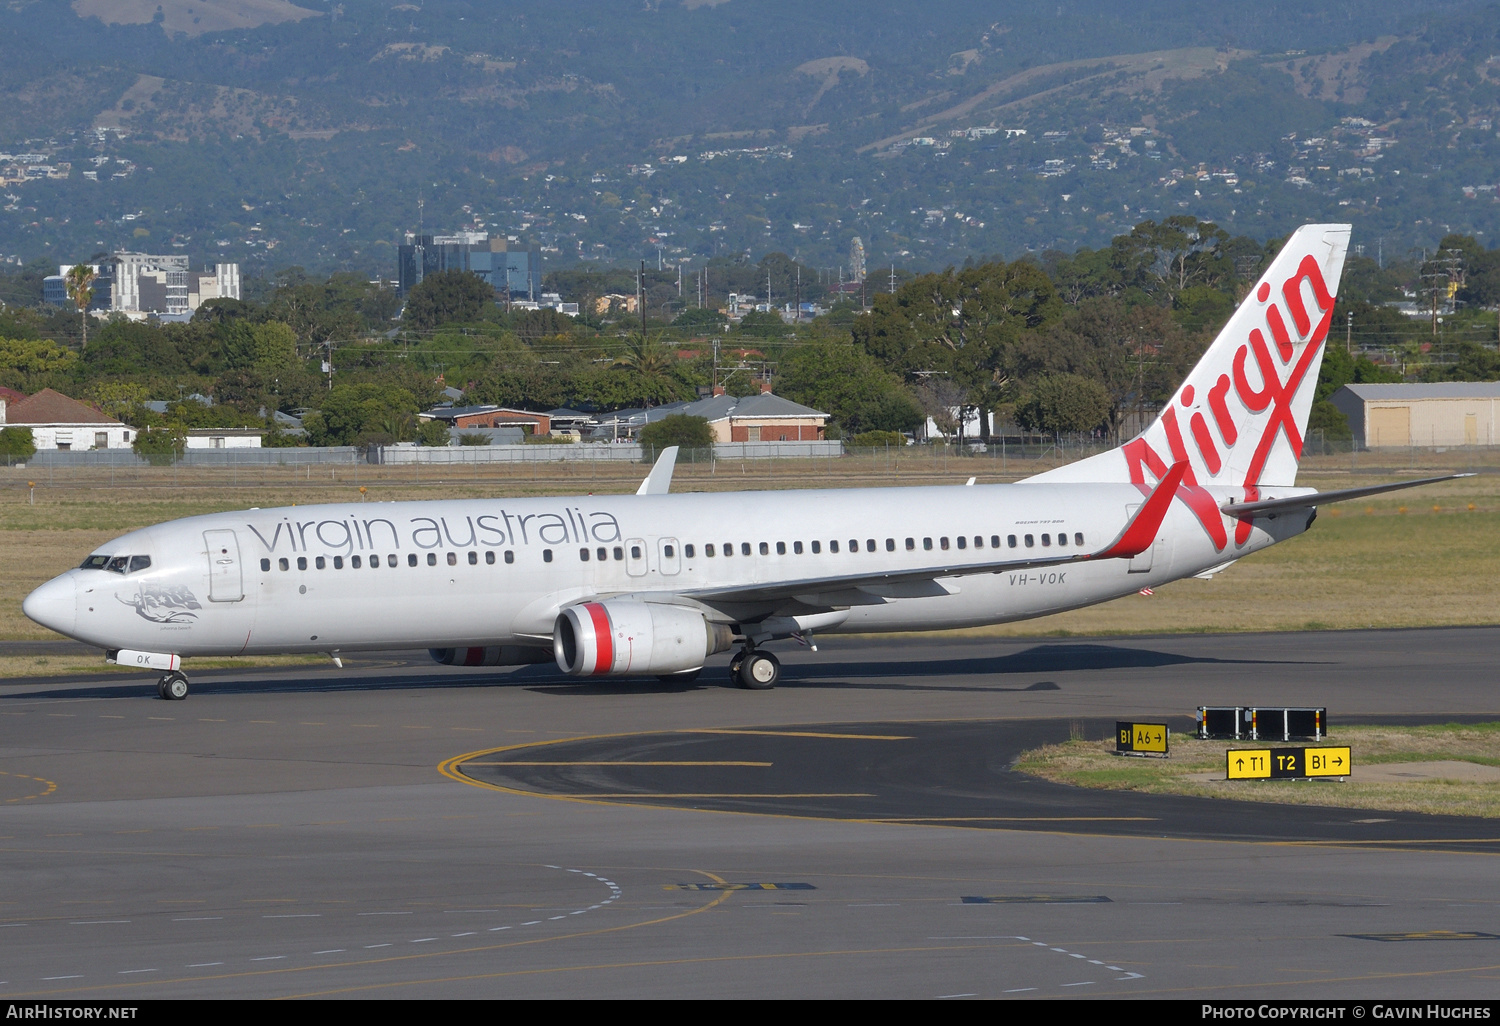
397 232 541 299
45 254 239 319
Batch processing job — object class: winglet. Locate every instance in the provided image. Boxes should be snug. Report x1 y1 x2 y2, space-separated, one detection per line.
1094 460 1188 560
636 446 679 496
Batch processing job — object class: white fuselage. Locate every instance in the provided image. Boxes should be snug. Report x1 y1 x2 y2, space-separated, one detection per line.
26 481 1309 659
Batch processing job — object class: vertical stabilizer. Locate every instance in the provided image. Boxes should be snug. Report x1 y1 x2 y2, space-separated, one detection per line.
1027 223 1350 523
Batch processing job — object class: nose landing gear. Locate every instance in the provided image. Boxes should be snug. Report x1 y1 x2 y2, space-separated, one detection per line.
157 671 189 701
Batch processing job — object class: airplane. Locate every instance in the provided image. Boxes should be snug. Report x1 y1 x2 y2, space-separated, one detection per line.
22 223 1466 699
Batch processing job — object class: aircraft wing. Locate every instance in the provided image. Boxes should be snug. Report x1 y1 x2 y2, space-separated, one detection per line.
1220 473 1473 517
677 461 1188 608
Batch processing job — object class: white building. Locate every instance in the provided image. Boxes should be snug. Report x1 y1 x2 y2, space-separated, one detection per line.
184 428 263 450
0 389 134 450
1331 382 1500 447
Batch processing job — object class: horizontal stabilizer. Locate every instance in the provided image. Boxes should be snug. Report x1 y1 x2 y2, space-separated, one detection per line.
1221 474 1473 517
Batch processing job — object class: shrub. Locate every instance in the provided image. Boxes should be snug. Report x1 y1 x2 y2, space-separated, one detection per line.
848 430 906 448
0 426 36 460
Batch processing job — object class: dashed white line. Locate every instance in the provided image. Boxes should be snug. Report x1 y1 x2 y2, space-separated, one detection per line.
357 911 412 916
72 920 129 925
522 921 542 926
411 938 436 943
173 917 223 922
264 914 320 919
187 963 223 968
117 969 157 975
250 956 285 962
312 950 345 955
937 993 977 999
42 976 82 981
1062 981 1095 987
451 932 476 937
364 943 391 949
1003 988 1036 993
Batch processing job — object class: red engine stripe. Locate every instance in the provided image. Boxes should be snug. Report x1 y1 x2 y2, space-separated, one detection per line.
585 603 612 674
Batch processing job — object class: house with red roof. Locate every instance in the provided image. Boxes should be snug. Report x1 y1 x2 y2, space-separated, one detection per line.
0 388 135 450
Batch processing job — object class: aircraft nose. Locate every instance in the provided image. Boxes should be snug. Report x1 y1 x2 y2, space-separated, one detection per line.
22 575 76 636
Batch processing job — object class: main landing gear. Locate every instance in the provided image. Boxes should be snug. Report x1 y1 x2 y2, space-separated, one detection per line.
157 671 189 701
729 647 780 690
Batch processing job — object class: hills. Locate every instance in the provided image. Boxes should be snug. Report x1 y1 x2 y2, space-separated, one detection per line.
1 0 1499 287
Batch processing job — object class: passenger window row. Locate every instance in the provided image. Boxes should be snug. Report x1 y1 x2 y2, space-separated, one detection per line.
255 528 1089 576
260 550 516 573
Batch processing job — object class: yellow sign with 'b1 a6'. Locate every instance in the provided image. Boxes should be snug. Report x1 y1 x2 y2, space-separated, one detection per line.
1226 746 1351 780
1116 722 1169 755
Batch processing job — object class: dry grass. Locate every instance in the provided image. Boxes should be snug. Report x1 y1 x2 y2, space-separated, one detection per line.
0 653 328 679
2 456 1497 642
1016 724 1500 818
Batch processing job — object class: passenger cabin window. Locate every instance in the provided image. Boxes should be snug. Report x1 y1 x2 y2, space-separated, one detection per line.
279 558 290 571
426 553 437 566
485 551 496 565
408 553 418 567
260 558 271 572
974 537 984 549
685 544 696 558
923 538 933 551
504 551 514 564
665 545 676 559
940 537 950 551
956 537 967 550
866 539 876 552
848 539 858 553
447 552 457 566
597 547 607 561
706 544 716 557
775 542 785 555
334 556 344 569
1041 534 1051 547
811 541 821 553
297 557 308 570
759 542 769 555
632 545 644 560
315 556 326 570
741 543 751 556
580 548 590 561
1008 535 1017 548
722 542 733 558
992 535 1002 549
1024 535 1034 547
388 554 398 567
613 547 623 561
830 541 839 553
1056 534 1067 548
468 551 478 565
906 538 915 550
792 542 802 554
543 549 553 563
351 556 361 568
885 539 895 552
1075 532 1084 546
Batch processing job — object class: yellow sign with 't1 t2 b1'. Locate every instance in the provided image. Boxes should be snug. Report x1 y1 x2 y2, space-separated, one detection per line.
1226 746 1352 780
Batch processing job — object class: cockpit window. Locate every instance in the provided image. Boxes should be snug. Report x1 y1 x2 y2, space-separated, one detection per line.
81 554 150 574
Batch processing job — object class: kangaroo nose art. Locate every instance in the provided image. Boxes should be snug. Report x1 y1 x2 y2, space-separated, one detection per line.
23 575 77 635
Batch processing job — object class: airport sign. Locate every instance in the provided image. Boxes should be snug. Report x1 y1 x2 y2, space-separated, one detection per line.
1226 745 1352 780
1116 721 1169 755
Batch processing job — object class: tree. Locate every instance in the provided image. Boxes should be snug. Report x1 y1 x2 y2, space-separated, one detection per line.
1019 297 1199 438
775 341 922 435
402 270 494 331
1014 374 1112 435
0 426 36 460
301 383 421 447
64 264 95 352
133 424 186 464
639 414 714 455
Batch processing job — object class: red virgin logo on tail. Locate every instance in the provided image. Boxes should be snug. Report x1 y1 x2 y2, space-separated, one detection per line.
1124 255 1336 552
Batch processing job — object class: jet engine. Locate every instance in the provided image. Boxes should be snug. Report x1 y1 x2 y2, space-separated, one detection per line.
554 601 733 676
429 645 555 667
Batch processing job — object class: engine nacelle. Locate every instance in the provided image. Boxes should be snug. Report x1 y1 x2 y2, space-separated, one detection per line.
430 645 554 667
554 601 733 676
